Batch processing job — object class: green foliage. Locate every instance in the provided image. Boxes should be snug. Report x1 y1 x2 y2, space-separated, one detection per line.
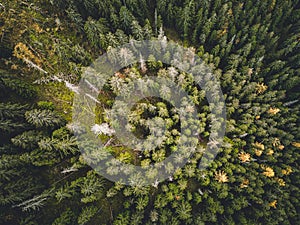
37 101 55 110
55 184 75 203
52 208 76 225
11 130 44 149
0 102 29 119
84 17 109 48
80 171 105 203
77 206 99 225
114 211 130 225
0 75 37 99
0 0 299 224
119 6 135 32
0 118 26 133
176 201 192 220
25 109 65 128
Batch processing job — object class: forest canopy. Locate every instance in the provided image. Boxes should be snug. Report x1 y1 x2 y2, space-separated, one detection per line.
0 0 299 224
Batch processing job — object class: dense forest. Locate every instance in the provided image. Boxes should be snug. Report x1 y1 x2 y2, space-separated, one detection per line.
0 0 299 224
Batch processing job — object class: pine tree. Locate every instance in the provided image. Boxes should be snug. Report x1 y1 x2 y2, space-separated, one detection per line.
25 109 64 128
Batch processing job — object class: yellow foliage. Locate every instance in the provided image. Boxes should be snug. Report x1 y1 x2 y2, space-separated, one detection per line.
238 152 251 163
263 167 275 177
276 178 286 186
255 149 263 156
269 200 277 208
278 145 284 150
214 170 229 183
13 42 42 66
272 138 280 147
291 142 300 148
267 149 274 156
268 107 280 115
253 142 265 150
11 64 18 70
282 167 292 176
32 23 43 33
256 83 268 94
240 179 249 189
